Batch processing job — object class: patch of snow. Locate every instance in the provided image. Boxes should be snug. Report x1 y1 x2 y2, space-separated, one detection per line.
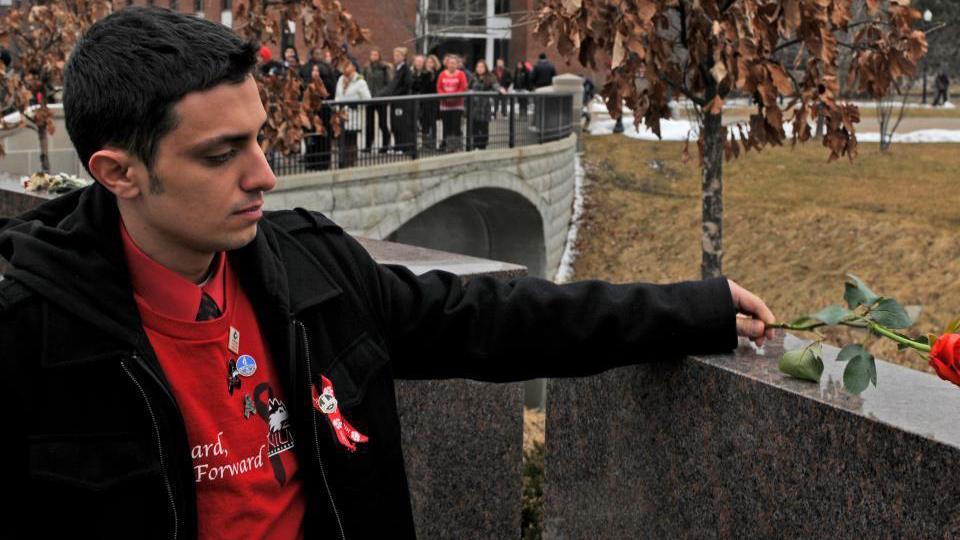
590 115 960 143
554 154 587 284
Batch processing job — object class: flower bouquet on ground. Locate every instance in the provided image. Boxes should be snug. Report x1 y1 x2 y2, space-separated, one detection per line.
772 274 959 394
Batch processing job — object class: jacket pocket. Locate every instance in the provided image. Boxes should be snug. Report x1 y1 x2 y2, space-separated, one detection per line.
28 432 171 538
322 332 390 410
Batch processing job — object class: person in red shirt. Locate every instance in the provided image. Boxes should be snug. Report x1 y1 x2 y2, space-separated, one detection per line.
436 54 469 152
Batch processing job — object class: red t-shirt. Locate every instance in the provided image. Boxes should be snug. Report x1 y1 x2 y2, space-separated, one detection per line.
120 222 306 539
437 69 468 110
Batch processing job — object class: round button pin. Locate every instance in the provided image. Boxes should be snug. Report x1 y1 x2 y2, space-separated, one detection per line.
317 392 338 414
236 354 257 377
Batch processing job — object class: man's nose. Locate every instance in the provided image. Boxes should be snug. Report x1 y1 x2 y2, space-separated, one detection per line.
244 146 278 194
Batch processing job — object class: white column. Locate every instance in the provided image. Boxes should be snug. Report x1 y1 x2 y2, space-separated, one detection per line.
485 0 495 66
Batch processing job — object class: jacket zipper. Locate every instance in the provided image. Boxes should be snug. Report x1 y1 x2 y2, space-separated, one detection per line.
296 320 347 540
121 356 179 540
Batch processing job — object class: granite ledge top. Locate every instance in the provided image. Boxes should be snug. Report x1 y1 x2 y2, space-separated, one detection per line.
356 237 527 279
690 332 960 449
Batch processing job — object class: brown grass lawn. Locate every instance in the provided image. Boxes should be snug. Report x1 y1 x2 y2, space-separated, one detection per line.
574 135 960 372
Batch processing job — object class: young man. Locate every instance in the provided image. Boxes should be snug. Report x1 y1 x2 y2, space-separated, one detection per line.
0 7 775 539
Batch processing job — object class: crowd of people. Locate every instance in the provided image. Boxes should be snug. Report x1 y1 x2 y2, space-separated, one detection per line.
256 44 560 170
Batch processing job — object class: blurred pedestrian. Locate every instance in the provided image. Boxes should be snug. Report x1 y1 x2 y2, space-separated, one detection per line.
411 54 438 152
437 54 468 152
384 47 413 154
334 59 371 168
258 45 284 78
362 49 393 153
494 58 512 117
933 70 950 107
513 60 533 118
304 63 333 171
531 52 556 89
467 59 506 151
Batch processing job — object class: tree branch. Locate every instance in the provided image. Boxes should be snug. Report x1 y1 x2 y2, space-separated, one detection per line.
659 73 705 106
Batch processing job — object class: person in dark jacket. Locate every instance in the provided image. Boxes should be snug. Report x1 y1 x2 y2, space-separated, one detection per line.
411 54 438 152
513 60 533 118
384 46 414 155
494 58 513 117
531 52 557 89
467 59 506 150
0 7 776 539
362 49 392 153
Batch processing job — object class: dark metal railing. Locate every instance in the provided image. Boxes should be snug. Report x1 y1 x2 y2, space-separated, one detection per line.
267 91 574 176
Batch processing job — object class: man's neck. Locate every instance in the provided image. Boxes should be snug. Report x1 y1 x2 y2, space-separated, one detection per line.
120 214 216 284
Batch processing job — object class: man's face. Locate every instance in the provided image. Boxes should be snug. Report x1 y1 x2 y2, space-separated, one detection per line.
126 76 276 257
393 51 404 65
312 48 323 62
284 48 296 63
370 50 380 63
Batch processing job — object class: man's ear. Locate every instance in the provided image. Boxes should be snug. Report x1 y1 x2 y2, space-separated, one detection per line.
88 149 142 200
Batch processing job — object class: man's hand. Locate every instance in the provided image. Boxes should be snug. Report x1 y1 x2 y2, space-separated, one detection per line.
728 279 776 347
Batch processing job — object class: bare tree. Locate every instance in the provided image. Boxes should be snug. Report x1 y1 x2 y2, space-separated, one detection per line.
536 0 928 279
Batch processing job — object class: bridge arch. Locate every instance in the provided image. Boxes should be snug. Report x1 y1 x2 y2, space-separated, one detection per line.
386 187 547 278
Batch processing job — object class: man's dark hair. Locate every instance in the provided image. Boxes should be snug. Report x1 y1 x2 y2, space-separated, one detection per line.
64 7 257 178
538 52 547 60
0 49 12 69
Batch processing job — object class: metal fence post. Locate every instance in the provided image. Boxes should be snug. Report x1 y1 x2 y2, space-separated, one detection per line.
508 94 516 148
411 98 420 160
538 95 545 145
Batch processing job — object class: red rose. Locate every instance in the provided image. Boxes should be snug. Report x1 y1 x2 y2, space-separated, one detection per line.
930 333 960 387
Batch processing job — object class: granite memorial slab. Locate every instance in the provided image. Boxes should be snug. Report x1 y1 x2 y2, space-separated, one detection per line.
543 333 960 538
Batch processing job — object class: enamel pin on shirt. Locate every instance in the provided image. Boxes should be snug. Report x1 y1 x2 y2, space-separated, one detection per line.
236 354 257 377
312 374 369 452
227 359 242 395
228 326 240 354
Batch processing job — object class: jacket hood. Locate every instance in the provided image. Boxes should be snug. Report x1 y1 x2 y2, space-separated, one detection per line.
0 183 147 345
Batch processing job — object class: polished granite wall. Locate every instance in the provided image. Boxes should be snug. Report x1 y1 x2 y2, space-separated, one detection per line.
544 334 960 538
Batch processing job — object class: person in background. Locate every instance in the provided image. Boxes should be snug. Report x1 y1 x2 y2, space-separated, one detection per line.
494 58 512 118
384 47 413 155
282 47 300 74
467 59 506 151
334 59 371 168
300 47 324 85
411 54 438 153
457 55 474 86
0 48 11 74
304 63 332 171
362 48 393 154
319 49 341 97
437 53 468 152
257 45 284 78
531 52 557 89
513 60 533 118
933 69 950 107
582 75 596 127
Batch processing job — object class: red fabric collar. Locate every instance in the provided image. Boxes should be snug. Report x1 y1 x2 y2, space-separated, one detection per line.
120 219 227 322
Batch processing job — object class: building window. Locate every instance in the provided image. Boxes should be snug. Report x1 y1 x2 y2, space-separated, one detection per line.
426 0 488 30
495 0 510 14
170 0 179 10
194 0 203 11
221 0 231 9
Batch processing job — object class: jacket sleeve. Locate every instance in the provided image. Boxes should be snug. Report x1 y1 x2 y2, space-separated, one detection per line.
336 231 739 382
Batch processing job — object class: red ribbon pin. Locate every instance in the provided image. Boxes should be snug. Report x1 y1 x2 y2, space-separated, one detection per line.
312 374 369 452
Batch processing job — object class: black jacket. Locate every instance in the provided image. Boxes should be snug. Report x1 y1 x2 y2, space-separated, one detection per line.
385 62 413 96
531 58 557 88
0 183 737 538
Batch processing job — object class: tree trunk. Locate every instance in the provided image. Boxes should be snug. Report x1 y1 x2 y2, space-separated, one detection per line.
38 126 50 173
701 111 723 279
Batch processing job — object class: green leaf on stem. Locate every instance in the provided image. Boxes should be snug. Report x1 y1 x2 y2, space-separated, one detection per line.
812 304 851 326
779 345 824 383
837 343 865 363
844 274 880 310
868 298 913 329
843 351 877 394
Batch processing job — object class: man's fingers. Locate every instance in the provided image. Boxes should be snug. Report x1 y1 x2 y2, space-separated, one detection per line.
736 316 766 339
729 279 777 342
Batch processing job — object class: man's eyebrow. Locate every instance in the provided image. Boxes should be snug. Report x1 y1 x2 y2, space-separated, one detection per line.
189 120 269 153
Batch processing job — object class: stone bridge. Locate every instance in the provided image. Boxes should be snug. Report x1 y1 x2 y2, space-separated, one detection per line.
262 133 578 280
